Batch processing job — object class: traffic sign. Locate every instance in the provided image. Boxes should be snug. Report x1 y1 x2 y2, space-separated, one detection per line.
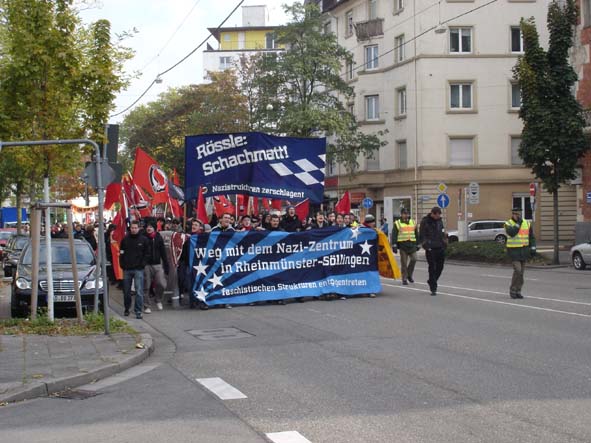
419 195 432 202
362 197 374 209
529 183 536 197
437 182 447 193
468 182 480 205
586 191 591 204
437 193 450 208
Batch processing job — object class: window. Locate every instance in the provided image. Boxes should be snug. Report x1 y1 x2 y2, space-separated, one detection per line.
450 82 473 109
367 148 380 170
369 0 377 20
511 26 523 53
395 34 405 62
511 83 521 109
513 195 532 220
365 95 380 120
450 27 472 53
323 21 332 35
398 141 408 169
396 87 407 117
219 56 232 70
265 32 276 49
365 45 379 69
346 60 354 80
346 10 354 37
327 158 337 176
585 0 591 27
348 102 354 117
223 34 231 41
449 138 474 165
394 0 404 14
511 137 523 165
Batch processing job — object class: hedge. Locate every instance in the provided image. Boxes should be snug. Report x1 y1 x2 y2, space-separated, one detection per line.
445 241 546 264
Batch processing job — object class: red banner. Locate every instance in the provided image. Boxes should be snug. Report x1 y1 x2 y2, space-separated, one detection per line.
132 147 168 204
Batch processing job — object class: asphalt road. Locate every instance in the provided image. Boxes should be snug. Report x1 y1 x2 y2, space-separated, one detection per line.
2 261 591 443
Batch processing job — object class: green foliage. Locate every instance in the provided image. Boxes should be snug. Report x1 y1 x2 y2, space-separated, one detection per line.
446 241 546 264
120 70 249 179
0 311 135 335
513 0 588 194
244 2 386 173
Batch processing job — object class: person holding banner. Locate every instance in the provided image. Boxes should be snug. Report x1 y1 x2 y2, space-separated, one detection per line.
212 213 236 232
392 208 418 286
280 206 300 232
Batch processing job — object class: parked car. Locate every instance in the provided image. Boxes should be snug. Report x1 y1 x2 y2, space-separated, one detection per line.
571 241 591 270
11 238 103 318
447 220 508 244
3 234 29 277
0 228 17 260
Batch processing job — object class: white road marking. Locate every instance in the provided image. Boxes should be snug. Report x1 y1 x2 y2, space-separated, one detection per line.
266 431 313 443
196 377 247 400
78 364 161 392
481 274 538 281
382 283 591 318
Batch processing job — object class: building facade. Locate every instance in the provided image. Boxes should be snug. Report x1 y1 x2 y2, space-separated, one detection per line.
203 5 284 79
317 0 575 240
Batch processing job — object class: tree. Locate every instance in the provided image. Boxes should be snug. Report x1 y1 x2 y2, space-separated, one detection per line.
0 0 132 231
246 2 386 173
513 0 588 264
120 70 249 180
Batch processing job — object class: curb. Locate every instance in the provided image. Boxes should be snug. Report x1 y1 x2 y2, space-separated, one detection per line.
0 333 154 404
416 257 571 270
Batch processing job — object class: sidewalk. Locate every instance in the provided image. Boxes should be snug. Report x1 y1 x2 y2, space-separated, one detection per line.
0 329 154 404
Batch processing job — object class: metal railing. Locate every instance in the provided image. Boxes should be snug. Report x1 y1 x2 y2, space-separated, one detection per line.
355 18 384 41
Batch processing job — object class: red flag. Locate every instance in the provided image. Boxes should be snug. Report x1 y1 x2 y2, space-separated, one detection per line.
132 147 168 204
213 195 235 217
236 195 248 216
248 196 258 215
272 199 282 210
335 191 351 214
122 174 151 219
262 198 271 211
104 183 121 210
295 199 309 221
195 186 208 224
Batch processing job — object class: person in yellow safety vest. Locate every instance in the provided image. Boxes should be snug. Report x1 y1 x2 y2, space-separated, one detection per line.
392 208 419 285
505 206 536 299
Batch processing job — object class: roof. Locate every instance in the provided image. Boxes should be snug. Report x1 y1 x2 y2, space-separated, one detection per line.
208 26 281 42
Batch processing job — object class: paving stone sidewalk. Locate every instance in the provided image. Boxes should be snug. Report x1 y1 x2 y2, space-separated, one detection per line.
0 332 153 404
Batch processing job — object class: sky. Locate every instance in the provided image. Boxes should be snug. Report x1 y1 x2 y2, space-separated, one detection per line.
78 0 295 123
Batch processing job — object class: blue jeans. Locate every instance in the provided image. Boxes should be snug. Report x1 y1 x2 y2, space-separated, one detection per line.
123 269 145 315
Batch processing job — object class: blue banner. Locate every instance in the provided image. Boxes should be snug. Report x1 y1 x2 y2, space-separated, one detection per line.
184 132 326 203
189 227 381 306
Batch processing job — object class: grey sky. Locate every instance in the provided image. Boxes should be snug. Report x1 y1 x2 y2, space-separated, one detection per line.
79 0 294 122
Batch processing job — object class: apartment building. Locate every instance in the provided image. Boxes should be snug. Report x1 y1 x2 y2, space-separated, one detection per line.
202 5 284 79
315 0 577 240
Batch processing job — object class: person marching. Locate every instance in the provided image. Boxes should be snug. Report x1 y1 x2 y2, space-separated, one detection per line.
419 207 447 296
504 206 536 299
392 208 418 285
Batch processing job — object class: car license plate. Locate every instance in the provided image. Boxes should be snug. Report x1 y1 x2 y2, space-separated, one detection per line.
54 294 75 302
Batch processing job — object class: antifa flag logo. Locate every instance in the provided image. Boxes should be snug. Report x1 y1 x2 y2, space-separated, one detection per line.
149 165 167 194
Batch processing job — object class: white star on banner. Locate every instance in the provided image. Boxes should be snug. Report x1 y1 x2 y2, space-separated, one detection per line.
208 273 223 288
350 228 360 239
195 288 208 302
360 240 373 255
193 262 208 276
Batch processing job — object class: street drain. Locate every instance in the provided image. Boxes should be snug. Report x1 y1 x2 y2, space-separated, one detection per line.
187 327 254 341
51 389 100 400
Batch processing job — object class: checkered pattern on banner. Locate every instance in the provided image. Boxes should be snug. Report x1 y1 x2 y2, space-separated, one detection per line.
270 154 325 186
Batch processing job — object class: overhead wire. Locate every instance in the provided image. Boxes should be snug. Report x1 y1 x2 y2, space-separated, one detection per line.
111 0 245 118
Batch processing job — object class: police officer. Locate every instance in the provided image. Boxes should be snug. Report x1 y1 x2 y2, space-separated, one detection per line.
392 208 418 285
505 206 536 299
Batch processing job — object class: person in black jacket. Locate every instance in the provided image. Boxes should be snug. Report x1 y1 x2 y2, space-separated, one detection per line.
280 206 300 232
143 221 170 313
419 207 448 296
120 220 148 318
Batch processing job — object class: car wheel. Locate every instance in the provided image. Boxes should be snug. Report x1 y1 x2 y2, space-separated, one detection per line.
572 252 587 270
449 236 458 243
494 234 507 244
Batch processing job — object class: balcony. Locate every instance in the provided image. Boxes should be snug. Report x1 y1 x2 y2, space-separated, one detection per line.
354 18 384 41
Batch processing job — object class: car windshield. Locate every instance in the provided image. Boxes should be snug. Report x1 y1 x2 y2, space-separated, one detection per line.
22 243 95 265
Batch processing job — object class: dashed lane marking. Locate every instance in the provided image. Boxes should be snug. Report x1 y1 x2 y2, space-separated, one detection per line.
266 431 313 443
382 283 591 318
196 377 247 400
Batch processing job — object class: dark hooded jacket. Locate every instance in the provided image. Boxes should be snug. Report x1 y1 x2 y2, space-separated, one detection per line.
419 214 447 250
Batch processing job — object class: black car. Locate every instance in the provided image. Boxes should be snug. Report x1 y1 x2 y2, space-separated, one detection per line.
11 239 104 317
3 234 29 277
